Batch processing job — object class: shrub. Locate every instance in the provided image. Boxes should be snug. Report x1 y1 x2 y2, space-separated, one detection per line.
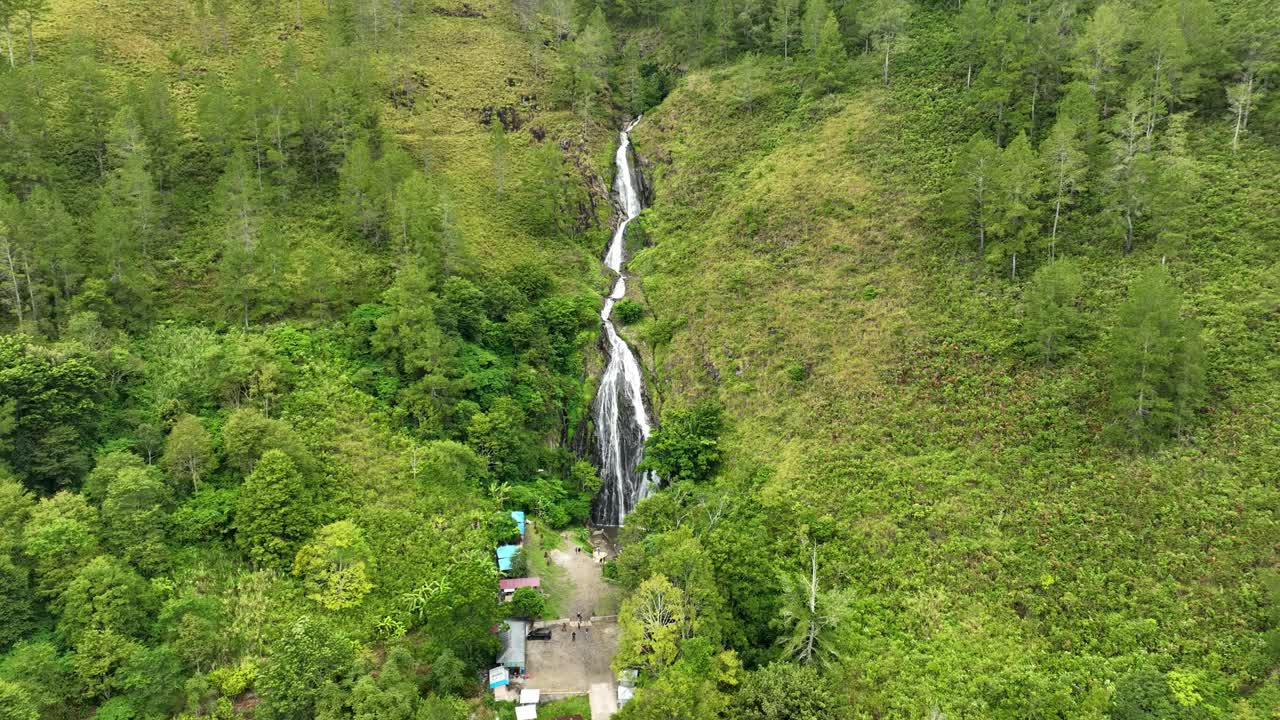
641 401 724 484
507 587 546 619
785 363 808 383
613 298 645 325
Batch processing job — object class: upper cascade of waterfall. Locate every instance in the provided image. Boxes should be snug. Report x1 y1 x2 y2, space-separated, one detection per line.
604 117 644 274
590 117 657 528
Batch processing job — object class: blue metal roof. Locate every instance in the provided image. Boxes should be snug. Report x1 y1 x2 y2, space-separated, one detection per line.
496 544 519 572
511 510 526 536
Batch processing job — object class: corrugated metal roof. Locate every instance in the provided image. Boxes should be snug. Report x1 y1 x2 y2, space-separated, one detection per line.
498 619 528 668
496 544 520 572
499 577 541 591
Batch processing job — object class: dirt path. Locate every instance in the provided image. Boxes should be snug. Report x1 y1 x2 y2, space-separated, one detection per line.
547 530 617 620
521 530 621 710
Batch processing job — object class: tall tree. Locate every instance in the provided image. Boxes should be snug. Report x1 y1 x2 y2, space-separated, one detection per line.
91 111 159 309
1056 81 1102 170
291 519 376 610
0 0 16 69
389 172 452 271
812 14 846 94
1135 1 1191 139
60 51 114 177
955 0 989 89
1040 115 1087 258
771 0 800 60
216 151 286 326
223 407 311 476
235 449 319 567
975 4 1025 142
21 186 80 323
1144 114 1199 256
1073 2 1126 107
128 76 182 190
799 0 829 56
101 464 173 575
1022 259 1084 366
990 131 1041 277
256 615 354 720
1020 10 1072 134
56 555 154 647
20 492 99 603
1109 267 1205 446
17 0 47 63
1172 0 1225 105
947 132 1000 254
1227 74 1258 153
161 414 216 494
615 574 689 675
0 186 27 327
0 556 35 652
774 540 844 666
232 54 297 192
0 338 101 489
1224 2 1279 151
1103 89 1153 254
865 0 910 85
575 6 614 116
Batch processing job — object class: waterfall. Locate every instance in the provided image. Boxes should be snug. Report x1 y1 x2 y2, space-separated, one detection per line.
590 118 656 527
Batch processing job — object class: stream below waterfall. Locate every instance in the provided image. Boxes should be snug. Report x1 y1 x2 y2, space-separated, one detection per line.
589 118 656 528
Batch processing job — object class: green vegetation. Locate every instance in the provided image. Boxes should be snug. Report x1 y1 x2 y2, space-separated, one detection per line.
1 0 1277 716
0 0 628 716
597 0 1280 718
639 401 723 484
494 695 592 720
612 297 645 324
523 524 572 619
506 586 547 618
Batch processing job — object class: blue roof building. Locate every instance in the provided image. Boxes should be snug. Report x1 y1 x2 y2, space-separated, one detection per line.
510 510 526 536
496 544 520 572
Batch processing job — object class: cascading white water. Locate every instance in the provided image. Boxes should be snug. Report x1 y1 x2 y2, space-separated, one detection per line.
590 118 656 527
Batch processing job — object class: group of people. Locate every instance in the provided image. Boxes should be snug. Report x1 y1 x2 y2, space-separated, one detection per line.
563 611 594 642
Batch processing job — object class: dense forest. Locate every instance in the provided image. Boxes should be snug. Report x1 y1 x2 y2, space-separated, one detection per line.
0 0 1276 718
0 0 620 717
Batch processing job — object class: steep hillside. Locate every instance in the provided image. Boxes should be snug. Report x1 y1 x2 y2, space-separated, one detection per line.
618 8 1280 718
32 0 613 300
0 0 625 716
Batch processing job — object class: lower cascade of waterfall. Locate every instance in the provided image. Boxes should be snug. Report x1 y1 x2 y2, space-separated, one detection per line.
590 118 657 528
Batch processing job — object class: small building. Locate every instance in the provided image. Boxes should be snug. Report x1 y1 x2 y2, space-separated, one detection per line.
497 618 529 672
496 544 520 573
499 576 541 599
511 510 527 537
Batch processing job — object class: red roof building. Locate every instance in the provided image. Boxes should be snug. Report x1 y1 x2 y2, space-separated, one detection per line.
498 577 541 593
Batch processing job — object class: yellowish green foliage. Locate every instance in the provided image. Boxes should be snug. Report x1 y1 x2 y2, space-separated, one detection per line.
292 520 375 610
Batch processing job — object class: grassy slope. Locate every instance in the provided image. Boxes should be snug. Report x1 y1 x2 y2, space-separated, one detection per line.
37 0 613 313
629 16 1280 718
